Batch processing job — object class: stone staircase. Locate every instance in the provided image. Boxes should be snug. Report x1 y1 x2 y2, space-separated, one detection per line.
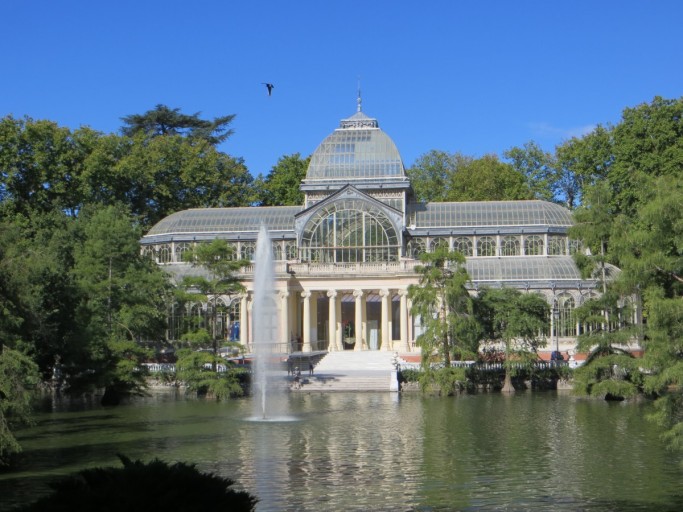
293 351 398 392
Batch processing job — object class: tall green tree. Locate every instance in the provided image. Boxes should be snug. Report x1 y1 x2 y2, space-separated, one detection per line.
571 292 644 400
0 210 79 377
446 154 533 202
553 125 614 210
255 153 310 206
608 96 683 217
120 104 236 146
475 288 548 393
570 181 616 288
180 240 248 357
407 150 471 203
408 247 479 368
607 176 683 447
84 133 255 228
503 141 556 202
70 204 170 403
0 116 99 216
0 346 40 465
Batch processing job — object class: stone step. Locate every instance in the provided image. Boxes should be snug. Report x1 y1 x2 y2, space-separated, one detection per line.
293 374 392 392
313 351 396 372
289 351 398 391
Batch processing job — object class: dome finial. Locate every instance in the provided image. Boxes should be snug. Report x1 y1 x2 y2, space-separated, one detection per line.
357 77 362 113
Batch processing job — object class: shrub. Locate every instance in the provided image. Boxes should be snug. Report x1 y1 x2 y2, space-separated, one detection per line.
17 455 257 512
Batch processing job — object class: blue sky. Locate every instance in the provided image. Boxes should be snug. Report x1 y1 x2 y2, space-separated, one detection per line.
2 1 681 178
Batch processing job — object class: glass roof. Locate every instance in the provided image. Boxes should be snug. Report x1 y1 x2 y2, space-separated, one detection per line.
410 201 573 228
305 111 406 181
465 256 583 282
146 206 302 237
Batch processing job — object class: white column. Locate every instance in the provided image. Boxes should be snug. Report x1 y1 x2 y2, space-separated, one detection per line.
240 294 248 348
301 291 312 352
327 290 338 352
247 296 253 352
336 292 343 350
279 290 289 353
407 297 414 351
380 288 391 351
399 289 409 352
353 289 364 351
310 292 318 344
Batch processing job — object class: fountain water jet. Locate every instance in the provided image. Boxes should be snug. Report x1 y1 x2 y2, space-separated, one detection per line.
250 224 293 421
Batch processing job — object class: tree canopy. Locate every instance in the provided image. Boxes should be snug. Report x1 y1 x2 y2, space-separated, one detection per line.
120 104 236 145
255 153 310 206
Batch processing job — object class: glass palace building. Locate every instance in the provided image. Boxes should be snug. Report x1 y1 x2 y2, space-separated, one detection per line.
141 101 635 358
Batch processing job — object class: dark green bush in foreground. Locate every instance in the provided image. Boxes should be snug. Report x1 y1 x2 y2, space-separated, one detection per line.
17 455 257 512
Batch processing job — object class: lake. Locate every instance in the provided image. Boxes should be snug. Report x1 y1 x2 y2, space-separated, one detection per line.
2 390 682 511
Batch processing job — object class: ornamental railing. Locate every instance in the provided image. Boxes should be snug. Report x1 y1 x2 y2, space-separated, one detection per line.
238 260 421 276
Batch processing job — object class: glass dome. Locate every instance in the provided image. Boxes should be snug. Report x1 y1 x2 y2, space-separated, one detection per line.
304 110 406 182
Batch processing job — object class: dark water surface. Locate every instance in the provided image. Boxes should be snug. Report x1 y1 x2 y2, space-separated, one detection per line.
2 390 682 511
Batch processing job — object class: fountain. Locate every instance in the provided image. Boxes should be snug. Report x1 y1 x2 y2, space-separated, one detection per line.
250 224 293 421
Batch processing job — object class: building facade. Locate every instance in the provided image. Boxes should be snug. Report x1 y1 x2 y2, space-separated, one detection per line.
141 102 631 358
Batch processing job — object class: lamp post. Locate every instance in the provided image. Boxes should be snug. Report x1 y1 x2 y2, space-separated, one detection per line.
552 303 560 361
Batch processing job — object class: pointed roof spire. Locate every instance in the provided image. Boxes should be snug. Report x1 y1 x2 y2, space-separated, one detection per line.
338 80 378 129
357 77 362 113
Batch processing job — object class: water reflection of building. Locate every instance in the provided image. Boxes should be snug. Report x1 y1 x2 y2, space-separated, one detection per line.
141 97 639 358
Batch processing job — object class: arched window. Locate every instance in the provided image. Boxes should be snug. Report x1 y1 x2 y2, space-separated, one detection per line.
142 246 155 260
569 239 582 255
477 236 497 257
501 236 520 256
429 237 448 252
548 236 566 255
555 294 576 337
157 244 172 264
453 236 473 256
301 200 399 263
240 241 256 261
174 243 190 263
285 241 298 260
407 238 426 259
524 235 544 256
227 299 241 341
272 242 283 261
227 242 239 260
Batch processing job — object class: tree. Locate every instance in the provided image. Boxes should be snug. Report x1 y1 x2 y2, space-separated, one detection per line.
84 133 255 228
0 346 40 465
475 288 548 393
255 153 310 206
608 96 683 217
0 116 100 217
446 155 533 202
180 240 248 358
70 204 170 403
571 292 644 400
408 247 479 368
606 176 683 446
570 181 616 289
503 141 556 202
175 349 247 399
0 210 79 379
552 125 612 210
120 104 236 146
406 150 471 202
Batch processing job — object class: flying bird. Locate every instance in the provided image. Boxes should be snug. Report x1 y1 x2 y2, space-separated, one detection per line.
262 83 274 96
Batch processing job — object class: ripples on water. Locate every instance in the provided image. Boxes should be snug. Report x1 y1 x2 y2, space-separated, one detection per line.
2 391 683 511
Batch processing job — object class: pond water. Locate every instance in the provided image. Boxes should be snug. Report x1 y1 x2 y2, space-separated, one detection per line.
2 390 683 511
